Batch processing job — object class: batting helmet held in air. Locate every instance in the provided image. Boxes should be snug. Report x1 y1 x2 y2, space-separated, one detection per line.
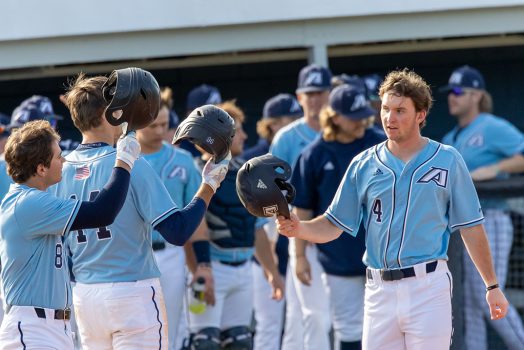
172 104 235 163
236 153 295 218
102 67 161 131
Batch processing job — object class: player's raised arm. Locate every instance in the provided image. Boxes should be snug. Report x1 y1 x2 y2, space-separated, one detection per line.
276 212 343 243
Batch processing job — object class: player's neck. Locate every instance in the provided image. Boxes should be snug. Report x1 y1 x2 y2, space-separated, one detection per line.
457 110 480 128
140 142 163 154
304 114 321 132
387 136 427 163
82 130 115 146
22 177 48 191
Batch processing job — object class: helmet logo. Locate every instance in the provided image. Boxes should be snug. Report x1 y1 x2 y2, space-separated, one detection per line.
257 179 268 189
206 136 215 144
263 205 278 216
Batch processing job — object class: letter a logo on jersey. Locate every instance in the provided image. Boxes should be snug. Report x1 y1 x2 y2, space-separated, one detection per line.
417 167 449 188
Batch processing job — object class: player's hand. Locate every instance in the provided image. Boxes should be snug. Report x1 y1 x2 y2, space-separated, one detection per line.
276 212 300 238
295 255 312 286
267 272 285 301
471 164 499 181
486 287 508 320
193 264 215 306
202 152 231 193
116 131 141 169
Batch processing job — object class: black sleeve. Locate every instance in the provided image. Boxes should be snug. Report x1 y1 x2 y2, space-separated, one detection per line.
70 167 130 231
153 197 207 246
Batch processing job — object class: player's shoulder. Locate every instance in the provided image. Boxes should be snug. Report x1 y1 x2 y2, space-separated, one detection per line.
169 144 197 165
357 140 384 163
272 117 304 144
65 145 116 164
481 113 519 131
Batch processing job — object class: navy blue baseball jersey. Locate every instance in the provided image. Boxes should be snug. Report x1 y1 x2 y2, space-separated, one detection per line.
326 139 484 269
292 129 386 276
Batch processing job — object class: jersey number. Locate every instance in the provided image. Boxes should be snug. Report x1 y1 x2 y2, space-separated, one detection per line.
372 198 383 223
70 191 112 243
55 243 63 268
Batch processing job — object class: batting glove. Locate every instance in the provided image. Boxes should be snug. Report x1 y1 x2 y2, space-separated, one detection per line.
116 131 141 169
202 152 231 193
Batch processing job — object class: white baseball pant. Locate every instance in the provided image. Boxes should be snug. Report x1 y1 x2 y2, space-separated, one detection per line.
363 260 453 350
189 260 253 332
72 278 168 350
0 305 74 349
281 256 304 350
289 241 331 350
464 209 524 350
154 244 188 350
321 273 365 347
253 262 285 350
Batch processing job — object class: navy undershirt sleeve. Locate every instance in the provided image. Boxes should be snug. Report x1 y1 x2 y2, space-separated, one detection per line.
154 197 207 246
71 167 130 230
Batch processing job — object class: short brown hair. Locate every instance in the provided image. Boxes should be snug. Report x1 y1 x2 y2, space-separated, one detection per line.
217 100 245 125
379 69 433 128
64 73 108 132
4 120 60 183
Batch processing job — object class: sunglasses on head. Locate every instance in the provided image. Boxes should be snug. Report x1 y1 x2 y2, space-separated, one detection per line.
48 118 58 129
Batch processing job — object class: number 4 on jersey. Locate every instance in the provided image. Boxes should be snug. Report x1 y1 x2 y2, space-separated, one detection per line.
70 191 112 243
372 198 383 223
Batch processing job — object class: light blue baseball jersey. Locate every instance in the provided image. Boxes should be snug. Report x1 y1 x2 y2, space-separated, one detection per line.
442 113 524 209
142 142 201 244
0 184 80 309
326 139 484 269
0 158 13 201
53 143 178 283
270 117 320 167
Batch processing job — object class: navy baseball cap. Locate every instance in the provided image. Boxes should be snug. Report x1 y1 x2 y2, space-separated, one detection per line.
263 94 303 119
8 96 61 130
362 74 383 100
296 64 332 94
331 74 367 94
186 84 222 111
329 84 376 120
440 65 486 92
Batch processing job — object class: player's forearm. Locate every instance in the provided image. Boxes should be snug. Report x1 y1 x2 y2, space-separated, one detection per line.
498 153 524 174
154 197 207 246
293 207 313 257
460 224 498 286
194 184 215 206
297 215 343 243
255 227 280 277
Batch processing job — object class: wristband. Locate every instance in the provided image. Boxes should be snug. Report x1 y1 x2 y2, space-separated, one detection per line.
486 283 499 292
192 240 211 264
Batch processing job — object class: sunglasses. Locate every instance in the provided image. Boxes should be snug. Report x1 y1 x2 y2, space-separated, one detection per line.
448 87 471 96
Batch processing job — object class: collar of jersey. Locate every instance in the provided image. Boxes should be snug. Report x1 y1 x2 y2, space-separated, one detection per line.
77 142 112 150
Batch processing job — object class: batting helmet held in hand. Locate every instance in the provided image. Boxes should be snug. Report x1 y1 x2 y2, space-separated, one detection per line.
236 153 295 218
102 67 161 131
172 104 235 163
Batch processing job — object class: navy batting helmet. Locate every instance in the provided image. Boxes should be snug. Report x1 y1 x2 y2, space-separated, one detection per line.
236 153 295 218
102 67 161 131
172 104 235 163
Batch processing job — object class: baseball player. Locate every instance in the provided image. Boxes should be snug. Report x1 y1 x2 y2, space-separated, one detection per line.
291 84 386 350
270 63 332 350
158 87 181 144
0 120 138 349
188 100 284 350
53 73 230 350
277 69 510 350
441 65 524 350
242 93 301 350
137 93 211 350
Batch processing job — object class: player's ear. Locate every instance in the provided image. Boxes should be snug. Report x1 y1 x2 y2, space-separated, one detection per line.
416 110 427 125
36 163 47 177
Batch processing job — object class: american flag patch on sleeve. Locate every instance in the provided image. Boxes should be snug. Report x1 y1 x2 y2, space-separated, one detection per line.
74 165 90 180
